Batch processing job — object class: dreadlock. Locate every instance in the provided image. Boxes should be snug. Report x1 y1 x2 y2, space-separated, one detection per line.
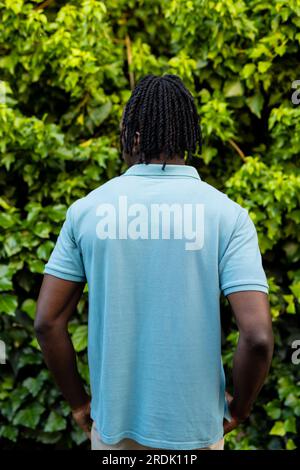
120 74 202 170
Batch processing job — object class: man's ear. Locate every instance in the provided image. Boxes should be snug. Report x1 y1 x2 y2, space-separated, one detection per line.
135 131 140 142
133 131 140 153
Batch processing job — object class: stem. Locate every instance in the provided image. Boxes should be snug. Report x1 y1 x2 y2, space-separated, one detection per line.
228 138 246 162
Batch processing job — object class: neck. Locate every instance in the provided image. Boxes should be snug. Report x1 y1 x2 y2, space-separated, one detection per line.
133 154 186 166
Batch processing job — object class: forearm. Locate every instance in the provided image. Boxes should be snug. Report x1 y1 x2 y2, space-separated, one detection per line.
230 332 274 420
36 325 89 409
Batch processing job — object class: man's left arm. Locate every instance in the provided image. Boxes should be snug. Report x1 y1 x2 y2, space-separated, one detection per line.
35 274 91 438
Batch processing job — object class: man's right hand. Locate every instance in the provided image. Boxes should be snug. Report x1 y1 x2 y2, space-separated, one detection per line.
223 414 239 435
223 391 242 435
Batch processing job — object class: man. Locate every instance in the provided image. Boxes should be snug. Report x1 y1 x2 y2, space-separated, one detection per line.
35 74 274 450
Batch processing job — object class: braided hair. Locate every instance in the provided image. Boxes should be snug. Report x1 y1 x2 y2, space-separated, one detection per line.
120 74 202 170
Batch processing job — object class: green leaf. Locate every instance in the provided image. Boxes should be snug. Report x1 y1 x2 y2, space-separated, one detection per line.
246 93 264 118
23 372 47 397
0 425 18 442
290 281 300 301
0 294 17 316
27 259 45 274
0 264 13 291
201 147 217 164
21 299 36 319
269 421 286 436
258 61 271 73
47 205 67 223
284 416 296 434
224 80 243 97
5 0 24 15
241 63 256 79
33 222 51 239
0 212 16 229
286 439 297 450
71 426 88 445
37 241 54 260
36 431 62 444
9 387 30 414
13 403 45 429
283 295 296 314
89 101 112 126
72 325 88 352
264 400 281 420
45 411 67 432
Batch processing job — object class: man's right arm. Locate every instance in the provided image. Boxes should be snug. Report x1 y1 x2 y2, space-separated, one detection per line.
225 290 274 430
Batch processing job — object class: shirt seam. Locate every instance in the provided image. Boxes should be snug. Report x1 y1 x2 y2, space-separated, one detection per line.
67 203 87 280
218 208 247 267
121 174 200 181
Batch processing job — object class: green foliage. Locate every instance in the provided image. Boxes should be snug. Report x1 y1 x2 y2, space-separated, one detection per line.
0 0 299 449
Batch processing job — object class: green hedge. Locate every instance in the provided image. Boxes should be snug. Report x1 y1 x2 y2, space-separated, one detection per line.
0 0 299 449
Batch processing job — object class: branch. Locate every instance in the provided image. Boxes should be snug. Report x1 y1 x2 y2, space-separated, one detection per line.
228 138 246 162
125 34 135 90
34 0 55 10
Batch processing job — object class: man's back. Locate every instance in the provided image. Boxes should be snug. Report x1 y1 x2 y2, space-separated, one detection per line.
44 163 268 450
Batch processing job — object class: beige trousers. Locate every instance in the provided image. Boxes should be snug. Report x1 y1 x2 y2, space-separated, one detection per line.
91 421 224 450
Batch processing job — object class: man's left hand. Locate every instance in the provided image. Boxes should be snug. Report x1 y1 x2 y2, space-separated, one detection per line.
72 400 92 440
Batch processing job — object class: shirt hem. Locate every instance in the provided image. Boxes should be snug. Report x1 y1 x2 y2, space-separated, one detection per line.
44 267 86 282
222 282 269 297
91 418 223 449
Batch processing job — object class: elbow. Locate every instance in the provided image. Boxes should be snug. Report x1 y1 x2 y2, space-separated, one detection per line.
34 316 51 338
241 329 274 357
34 313 61 338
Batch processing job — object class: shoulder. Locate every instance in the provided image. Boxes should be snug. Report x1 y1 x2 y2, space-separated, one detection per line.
200 180 245 219
68 176 122 217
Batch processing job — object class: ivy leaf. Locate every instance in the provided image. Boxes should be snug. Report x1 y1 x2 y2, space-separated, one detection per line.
45 411 67 432
33 222 51 239
246 93 264 118
23 372 48 397
0 294 17 316
0 425 18 442
13 403 45 429
21 299 36 319
72 325 88 352
258 61 271 73
241 63 256 79
269 421 286 436
283 295 296 314
88 101 112 126
0 264 13 291
286 439 297 450
0 212 17 229
284 416 296 434
224 80 244 97
37 241 54 260
71 426 88 445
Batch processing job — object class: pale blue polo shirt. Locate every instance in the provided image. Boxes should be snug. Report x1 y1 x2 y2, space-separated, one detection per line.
44 163 269 450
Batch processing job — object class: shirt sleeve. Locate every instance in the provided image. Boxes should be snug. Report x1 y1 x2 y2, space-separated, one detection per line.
44 205 86 282
219 208 268 297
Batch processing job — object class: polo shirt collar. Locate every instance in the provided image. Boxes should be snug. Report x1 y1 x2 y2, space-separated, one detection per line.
123 163 201 180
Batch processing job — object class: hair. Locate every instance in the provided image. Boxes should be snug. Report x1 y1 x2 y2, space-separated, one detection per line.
120 74 202 169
